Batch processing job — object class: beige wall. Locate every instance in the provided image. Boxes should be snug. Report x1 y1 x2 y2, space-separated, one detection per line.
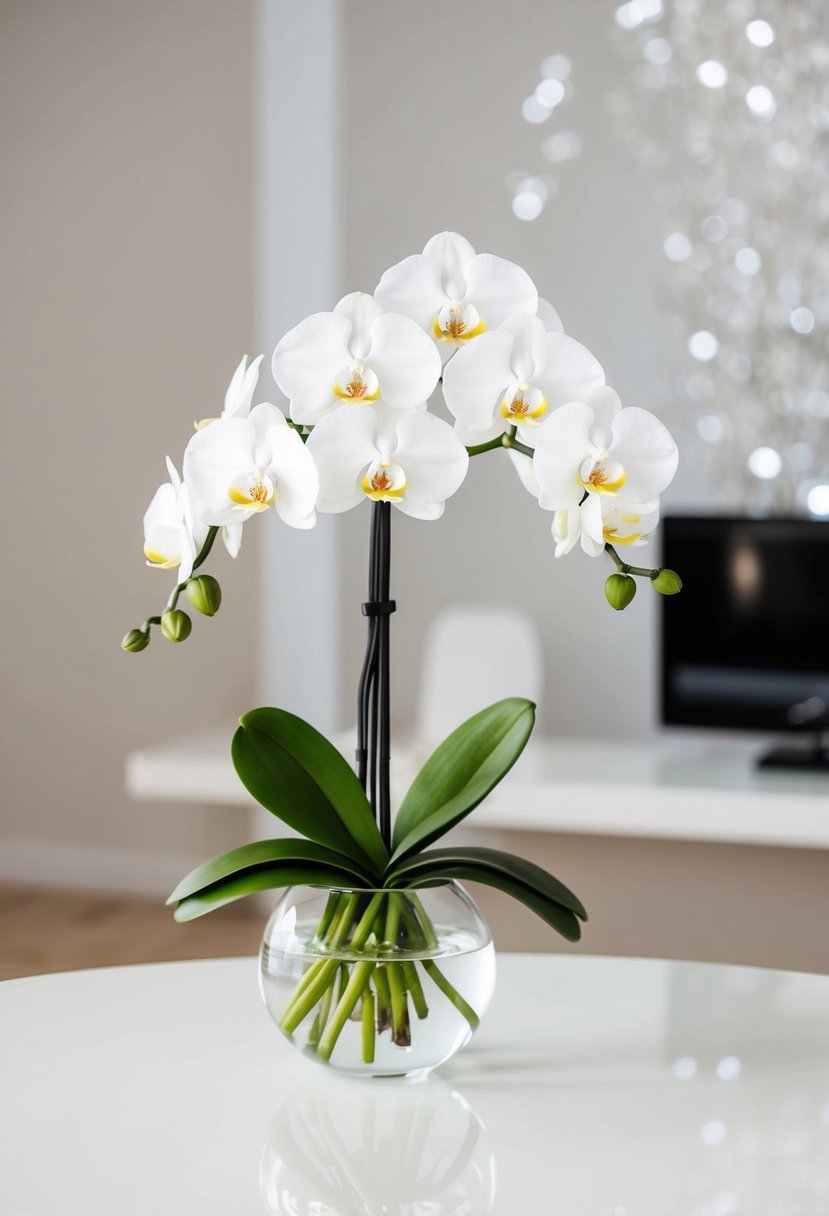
0 0 257 876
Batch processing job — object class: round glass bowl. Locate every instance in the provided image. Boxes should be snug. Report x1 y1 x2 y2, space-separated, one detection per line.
259 882 496 1078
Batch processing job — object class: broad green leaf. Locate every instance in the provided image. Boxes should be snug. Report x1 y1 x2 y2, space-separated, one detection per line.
232 707 388 876
166 839 373 907
172 861 364 922
391 698 536 862
386 846 587 942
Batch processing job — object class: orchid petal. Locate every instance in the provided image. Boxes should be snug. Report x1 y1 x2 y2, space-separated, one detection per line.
498 314 546 381
462 253 538 329
184 418 261 527
537 297 564 333
532 401 596 510
390 411 469 518
579 494 606 554
306 404 381 513
509 450 541 498
333 292 384 361
224 354 263 420
586 386 622 449
374 253 448 331
532 332 605 410
552 507 582 558
223 524 243 558
422 232 478 298
611 408 678 504
442 330 516 441
367 313 441 408
272 311 353 423
266 424 318 529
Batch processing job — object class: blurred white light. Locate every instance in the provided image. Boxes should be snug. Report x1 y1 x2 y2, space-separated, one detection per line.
643 37 673 64
512 192 544 221
701 215 727 242
716 1055 742 1081
735 247 762 275
615 0 663 28
689 330 719 361
746 85 776 117
672 1056 698 1080
770 140 798 170
535 78 566 108
788 442 812 471
805 389 829 418
697 60 728 89
664 232 693 261
791 306 815 334
542 131 583 163
807 485 829 516
541 53 571 81
701 1119 727 1146
748 446 782 479
697 414 723 443
746 19 775 48
522 96 551 124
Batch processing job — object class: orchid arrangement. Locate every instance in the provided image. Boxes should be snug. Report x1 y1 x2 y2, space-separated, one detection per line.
124 232 680 1066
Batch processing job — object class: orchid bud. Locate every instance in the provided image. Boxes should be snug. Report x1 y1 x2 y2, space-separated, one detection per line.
605 573 637 611
186 574 222 617
161 609 192 642
651 568 682 596
121 628 150 653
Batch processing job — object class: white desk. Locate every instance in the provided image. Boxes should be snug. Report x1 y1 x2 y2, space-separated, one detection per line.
3 953 829 1213
126 729 829 850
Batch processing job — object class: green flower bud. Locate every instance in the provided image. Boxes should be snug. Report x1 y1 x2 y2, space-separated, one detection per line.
605 572 637 611
186 574 222 617
161 609 192 642
651 568 683 596
121 628 150 653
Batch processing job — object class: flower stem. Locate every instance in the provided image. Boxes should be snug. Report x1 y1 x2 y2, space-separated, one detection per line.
466 431 534 459
604 542 658 578
403 961 429 1020
421 958 480 1031
361 988 376 1064
317 961 375 1062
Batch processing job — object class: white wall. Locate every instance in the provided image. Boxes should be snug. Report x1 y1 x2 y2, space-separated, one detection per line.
337 0 700 740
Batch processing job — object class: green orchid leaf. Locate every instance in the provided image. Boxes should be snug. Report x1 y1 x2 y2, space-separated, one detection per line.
172 860 365 922
166 839 374 907
386 846 587 942
232 707 388 876
391 698 536 862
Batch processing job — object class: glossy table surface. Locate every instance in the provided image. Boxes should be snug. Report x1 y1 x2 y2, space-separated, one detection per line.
2 953 829 1214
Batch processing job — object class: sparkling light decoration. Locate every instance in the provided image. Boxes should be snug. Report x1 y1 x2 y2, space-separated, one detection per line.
510 54 579 221
610 0 829 514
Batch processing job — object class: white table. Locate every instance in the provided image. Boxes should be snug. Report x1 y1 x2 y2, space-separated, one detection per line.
3 954 829 1213
126 730 829 850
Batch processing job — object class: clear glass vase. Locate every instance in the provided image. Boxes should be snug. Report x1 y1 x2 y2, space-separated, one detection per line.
259 882 496 1078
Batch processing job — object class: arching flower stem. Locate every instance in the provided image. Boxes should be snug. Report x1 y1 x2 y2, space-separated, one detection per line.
466 426 534 460
604 542 658 579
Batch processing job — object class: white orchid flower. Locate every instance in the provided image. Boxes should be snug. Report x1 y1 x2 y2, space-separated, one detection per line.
143 458 206 582
552 497 661 559
184 402 318 531
374 232 538 362
195 354 263 430
532 389 678 513
272 292 441 426
306 404 469 520
442 314 605 444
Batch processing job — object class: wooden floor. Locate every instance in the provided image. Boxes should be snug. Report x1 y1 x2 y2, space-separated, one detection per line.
0 885 262 981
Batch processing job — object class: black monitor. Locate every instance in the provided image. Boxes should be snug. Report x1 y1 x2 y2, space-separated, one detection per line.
660 515 829 770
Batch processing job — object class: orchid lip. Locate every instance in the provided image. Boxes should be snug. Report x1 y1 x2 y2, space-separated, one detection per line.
361 458 407 503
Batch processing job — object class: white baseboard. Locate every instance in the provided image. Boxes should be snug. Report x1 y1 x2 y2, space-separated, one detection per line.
0 837 203 898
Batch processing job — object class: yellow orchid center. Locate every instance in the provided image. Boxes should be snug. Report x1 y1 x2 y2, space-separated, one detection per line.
143 545 180 570
361 459 406 503
500 383 547 424
578 454 626 495
228 470 275 513
604 510 644 545
333 364 380 402
433 301 486 345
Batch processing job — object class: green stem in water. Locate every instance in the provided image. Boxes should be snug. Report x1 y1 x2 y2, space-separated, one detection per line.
307 976 334 1047
361 988 376 1064
280 958 341 1035
386 962 411 1046
403 961 429 1020
383 892 402 949
317 961 375 1062
373 963 392 1033
421 958 480 1031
